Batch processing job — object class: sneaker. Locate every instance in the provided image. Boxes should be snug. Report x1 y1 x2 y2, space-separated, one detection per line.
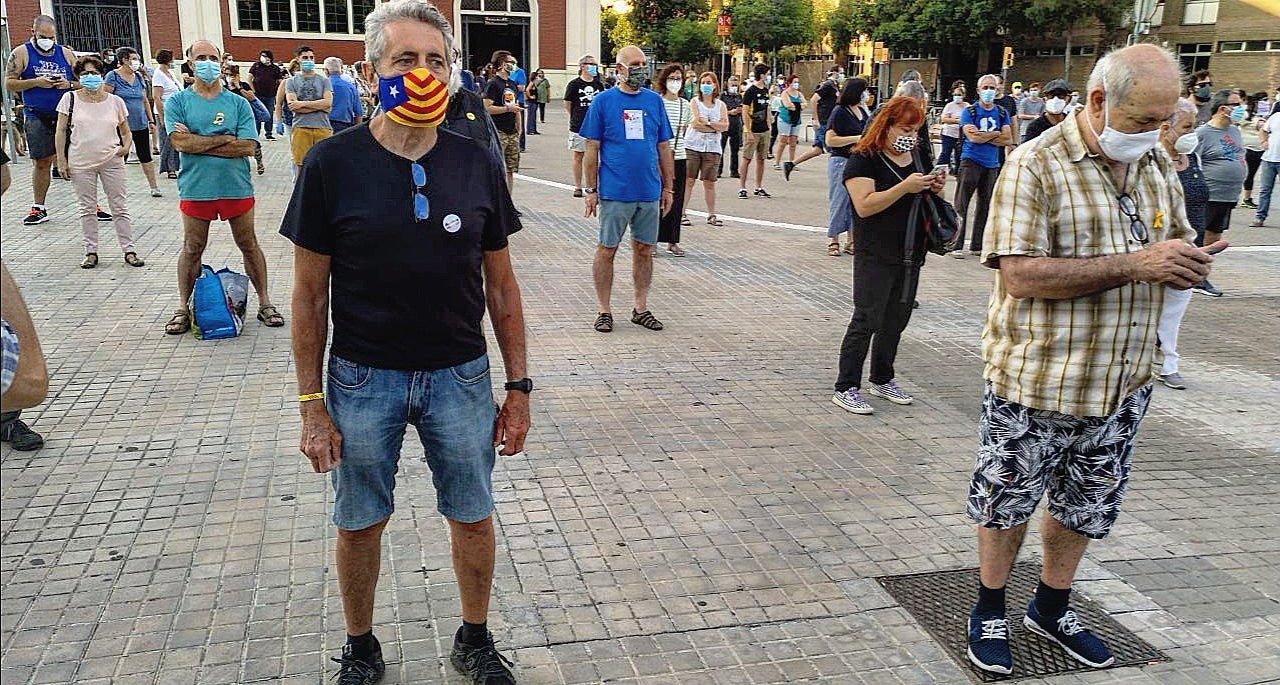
730 172 740 178
1159 372 1186 390
0 419 44 451
950 250 966 259
969 249 982 257
150 188 162 198
96 206 112 221
967 613 1013 675
866 380 913 405
1192 279 1224 297
738 188 749 199
783 161 795 181
330 642 385 685
1250 218 1266 227
450 630 517 685
1241 198 1258 209
754 187 771 198
1023 600 1114 668
831 388 874 415
22 207 48 225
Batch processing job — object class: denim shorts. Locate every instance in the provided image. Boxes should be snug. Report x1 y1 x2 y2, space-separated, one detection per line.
598 199 659 247
327 353 498 529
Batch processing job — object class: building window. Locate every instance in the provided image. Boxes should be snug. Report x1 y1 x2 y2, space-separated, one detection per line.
1178 43 1212 72
889 50 938 60
1220 40 1280 52
236 0 378 34
1182 0 1218 25
1072 45 1095 56
1270 41 1280 52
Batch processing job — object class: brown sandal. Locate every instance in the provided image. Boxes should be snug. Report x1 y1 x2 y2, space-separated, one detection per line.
256 305 285 327
165 310 190 335
124 252 145 267
827 241 841 257
706 215 723 227
80 253 99 269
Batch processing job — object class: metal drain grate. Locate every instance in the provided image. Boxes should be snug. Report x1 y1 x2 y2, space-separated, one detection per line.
877 562 1167 682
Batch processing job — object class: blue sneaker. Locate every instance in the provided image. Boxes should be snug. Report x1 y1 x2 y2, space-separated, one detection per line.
967 612 1012 675
1023 600 1115 668
832 388 874 415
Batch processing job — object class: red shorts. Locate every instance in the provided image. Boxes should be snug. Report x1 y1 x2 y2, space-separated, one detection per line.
179 198 255 221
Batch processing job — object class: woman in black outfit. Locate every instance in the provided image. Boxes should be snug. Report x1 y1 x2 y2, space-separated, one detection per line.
831 96 946 415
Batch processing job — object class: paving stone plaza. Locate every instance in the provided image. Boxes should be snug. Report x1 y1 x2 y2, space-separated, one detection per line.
2 111 1278 684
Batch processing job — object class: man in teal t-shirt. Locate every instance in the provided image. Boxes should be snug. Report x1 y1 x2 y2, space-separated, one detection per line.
162 39 285 336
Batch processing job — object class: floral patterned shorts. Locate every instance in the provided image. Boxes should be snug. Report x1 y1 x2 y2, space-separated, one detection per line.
967 383 1153 540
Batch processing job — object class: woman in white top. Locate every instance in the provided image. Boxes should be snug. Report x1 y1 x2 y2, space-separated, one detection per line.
657 64 693 256
683 72 729 228
151 49 184 179
939 85 967 174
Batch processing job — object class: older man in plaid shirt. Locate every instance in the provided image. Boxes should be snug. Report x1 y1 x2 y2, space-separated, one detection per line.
962 44 1229 676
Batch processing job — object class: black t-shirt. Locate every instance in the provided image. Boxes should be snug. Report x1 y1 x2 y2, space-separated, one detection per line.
743 84 770 133
563 77 604 133
279 126 522 371
842 151 927 264
815 80 839 124
483 75 519 134
1022 114 1058 142
825 105 869 158
444 88 494 146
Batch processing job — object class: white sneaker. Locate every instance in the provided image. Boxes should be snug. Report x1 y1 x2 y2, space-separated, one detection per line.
831 389 874 415
866 380 914 405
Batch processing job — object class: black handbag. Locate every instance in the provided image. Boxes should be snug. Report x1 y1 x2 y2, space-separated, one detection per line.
911 151 962 255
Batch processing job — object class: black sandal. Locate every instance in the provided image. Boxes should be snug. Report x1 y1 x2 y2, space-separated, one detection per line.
124 252 145 267
165 310 191 335
593 312 613 333
80 253 98 269
630 309 664 331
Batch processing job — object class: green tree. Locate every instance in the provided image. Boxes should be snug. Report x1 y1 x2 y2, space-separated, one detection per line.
859 0 1124 53
601 8 639 63
629 0 708 46
659 18 719 66
730 0 817 56
827 0 879 62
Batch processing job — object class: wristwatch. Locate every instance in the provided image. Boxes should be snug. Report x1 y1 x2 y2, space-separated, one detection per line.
583 187 597 194
504 378 534 394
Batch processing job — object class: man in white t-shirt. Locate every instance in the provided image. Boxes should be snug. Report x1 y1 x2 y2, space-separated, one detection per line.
1250 109 1280 226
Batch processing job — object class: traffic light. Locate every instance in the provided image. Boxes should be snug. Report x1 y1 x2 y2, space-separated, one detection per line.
1002 46 1015 69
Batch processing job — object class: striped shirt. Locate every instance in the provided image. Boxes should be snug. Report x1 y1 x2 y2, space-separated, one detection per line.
1 319 18 396
980 112 1196 417
662 96 691 160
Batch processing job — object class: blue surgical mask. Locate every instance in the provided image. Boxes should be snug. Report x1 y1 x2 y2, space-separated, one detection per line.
952 94 963 103
586 64 598 77
1229 104 1247 123
979 90 996 104
79 73 103 90
194 60 221 84
700 83 714 96
300 59 315 72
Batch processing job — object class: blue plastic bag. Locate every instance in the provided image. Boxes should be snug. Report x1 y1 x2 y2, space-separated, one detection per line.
189 265 242 340
275 121 285 136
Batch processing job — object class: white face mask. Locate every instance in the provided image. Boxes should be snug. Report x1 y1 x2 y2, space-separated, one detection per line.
1089 86 1161 163
129 59 141 71
1044 97 1066 115
35 37 55 51
890 134 917 153
729 85 739 93
260 56 270 64
666 79 681 94
1174 130 1199 154
1029 90 1039 97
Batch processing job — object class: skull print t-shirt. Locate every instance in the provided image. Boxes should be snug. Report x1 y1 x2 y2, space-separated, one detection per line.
563 77 604 133
164 87 258 200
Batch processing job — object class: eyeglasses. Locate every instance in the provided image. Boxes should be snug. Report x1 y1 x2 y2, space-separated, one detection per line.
1117 193 1149 245
411 162 429 222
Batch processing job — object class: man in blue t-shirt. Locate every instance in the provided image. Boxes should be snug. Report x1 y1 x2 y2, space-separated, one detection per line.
580 45 674 334
954 73 1012 256
164 39 284 335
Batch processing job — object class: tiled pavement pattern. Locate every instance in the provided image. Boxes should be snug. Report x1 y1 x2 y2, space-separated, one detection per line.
2 113 1278 685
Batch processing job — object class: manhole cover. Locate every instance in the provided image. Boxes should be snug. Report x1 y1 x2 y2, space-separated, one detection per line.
877 562 1167 682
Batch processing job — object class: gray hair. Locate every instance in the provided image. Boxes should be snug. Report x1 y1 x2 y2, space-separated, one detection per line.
33 15 56 29
1086 44 1180 106
324 56 343 73
1169 97 1199 128
977 74 999 88
1207 88 1236 115
364 0 455 67
578 54 596 66
895 80 926 100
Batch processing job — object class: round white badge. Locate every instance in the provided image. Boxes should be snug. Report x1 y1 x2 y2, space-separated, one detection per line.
442 213 462 233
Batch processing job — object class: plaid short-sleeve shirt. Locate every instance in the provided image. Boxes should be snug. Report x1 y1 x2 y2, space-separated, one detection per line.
980 112 1196 417
1 319 19 396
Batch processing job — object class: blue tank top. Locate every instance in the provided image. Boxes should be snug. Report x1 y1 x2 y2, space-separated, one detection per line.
20 42 72 115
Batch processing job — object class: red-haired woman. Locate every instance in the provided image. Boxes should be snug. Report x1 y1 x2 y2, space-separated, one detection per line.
831 96 946 415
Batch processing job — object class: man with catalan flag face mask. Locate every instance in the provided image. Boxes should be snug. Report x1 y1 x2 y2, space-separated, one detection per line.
279 3 528 684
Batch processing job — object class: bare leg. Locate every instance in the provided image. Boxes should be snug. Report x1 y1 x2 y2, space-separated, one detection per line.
977 523 1028 590
794 143 822 166
787 138 798 163
703 179 716 216
683 175 697 214
177 214 212 309
449 517 496 624
739 156 751 190
572 151 584 189
141 160 159 190
337 518 389 635
228 208 271 307
592 245 617 313
1205 230 1223 247
506 171 514 192
32 157 53 205
754 153 766 189
1040 512 1089 589
632 240 654 312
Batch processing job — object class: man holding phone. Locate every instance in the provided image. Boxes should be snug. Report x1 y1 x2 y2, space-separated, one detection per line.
5 15 78 226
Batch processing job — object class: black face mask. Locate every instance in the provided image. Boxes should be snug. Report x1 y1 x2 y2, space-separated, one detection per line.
1195 85 1211 100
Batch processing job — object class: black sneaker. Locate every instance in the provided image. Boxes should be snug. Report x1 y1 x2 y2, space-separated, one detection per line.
450 630 516 684
96 206 113 221
754 187 771 198
738 188 748 199
783 161 795 181
0 419 44 451
22 207 48 225
1240 198 1258 209
1192 279 1224 297
330 642 385 685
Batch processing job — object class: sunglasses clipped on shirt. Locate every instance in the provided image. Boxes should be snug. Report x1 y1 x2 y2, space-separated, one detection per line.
411 162 429 222
1116 192 1149 245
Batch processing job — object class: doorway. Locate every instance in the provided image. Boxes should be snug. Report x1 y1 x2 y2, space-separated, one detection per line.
53 0 142 55
462 15 530 75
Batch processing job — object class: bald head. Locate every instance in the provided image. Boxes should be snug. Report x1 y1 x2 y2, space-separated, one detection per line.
1087 43 1180 108
33 15 55 29
615 45 643 66
188 40 222 62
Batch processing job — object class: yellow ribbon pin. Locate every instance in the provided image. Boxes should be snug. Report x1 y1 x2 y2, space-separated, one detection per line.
1153 210 1164 230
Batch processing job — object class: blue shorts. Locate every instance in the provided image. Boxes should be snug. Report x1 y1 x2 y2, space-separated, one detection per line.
327 353 498 529
598 199 659 248
812 124 827 149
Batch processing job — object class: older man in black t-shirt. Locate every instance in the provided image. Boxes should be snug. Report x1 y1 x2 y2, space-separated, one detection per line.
280 3 528 683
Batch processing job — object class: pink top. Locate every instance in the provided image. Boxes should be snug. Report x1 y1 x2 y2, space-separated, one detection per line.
56 91 128 169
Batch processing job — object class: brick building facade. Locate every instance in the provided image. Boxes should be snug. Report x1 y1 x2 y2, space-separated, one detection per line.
5 0 600 93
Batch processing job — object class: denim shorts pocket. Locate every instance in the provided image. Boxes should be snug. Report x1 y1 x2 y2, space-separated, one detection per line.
448 354 490 385
328 355 372 391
